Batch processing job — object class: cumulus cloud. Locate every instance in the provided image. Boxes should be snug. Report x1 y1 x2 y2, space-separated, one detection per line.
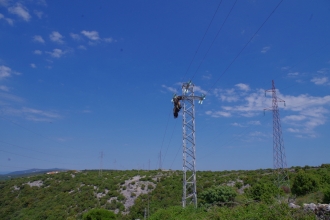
3 107 61 122
288 72 299 76
70 33 81 41
248 120 261 125
49 31 64 44
205 110 231 118
0 85 9 92
0 65 21 80
34 50 42 55
194 85 207 94
283 115 306 121
209 84 330 136
104 37 113 43
161 85 177 93
46 49 66 58
33 35 45 43
214 88 238 102
78 45 86 50
81 30 100 40
231 122 244 127
8 3 31 21
34 10 43 19
261 46 270 53
311 77 328 85
235 83 250 91
202 73 212 80
317 68 329 74
30 63 36 68
0 13 14 25
0 0 9 6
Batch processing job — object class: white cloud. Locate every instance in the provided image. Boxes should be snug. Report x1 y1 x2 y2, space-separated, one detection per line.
34 50 42 55
81 30 99 41
248 120 261 125
5 17 13 25
161 85 177 93
78 45 86 50
0 92 24 104
30 63 36 68
0 13 14 25
8 3 31 22
46 49 66 58
287 128 300 133
202 73 212 80
0 65 21 80
261 46 270 53
0 0 9 6
288 72 299 76
235 83 250 91
33 35 45 43
214 88 239 102
33 10 43 19
104 37 113 43
70 33 81 41
49 31 64 44
194 85 207 94
311 77 328 85
209 84 330 136
283 115 306 121
3 107 61 122
317 68 329 74
0 85 9 92
205 110 231 118
231 122 244 127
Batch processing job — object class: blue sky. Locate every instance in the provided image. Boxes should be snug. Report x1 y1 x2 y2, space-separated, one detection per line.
0 0 329 172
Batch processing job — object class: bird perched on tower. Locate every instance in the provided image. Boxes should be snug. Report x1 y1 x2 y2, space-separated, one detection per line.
173 96 183 118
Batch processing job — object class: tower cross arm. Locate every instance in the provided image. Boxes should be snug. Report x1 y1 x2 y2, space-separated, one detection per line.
181 95 206 104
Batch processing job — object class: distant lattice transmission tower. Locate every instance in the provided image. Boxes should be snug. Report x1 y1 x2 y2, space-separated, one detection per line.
265 80 290 190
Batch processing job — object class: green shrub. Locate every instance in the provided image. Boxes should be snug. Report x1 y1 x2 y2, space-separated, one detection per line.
199 185 237 206
247 183 279 204
323 187 330 203
292 170 319 196
235 182 243 189
82 208 116 220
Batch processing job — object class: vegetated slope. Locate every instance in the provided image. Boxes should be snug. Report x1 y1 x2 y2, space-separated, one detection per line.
0 165 329 220
0 169 158 219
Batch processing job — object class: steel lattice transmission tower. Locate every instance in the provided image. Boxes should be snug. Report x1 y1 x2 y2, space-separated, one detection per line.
173 81 205 208
265 80 290 189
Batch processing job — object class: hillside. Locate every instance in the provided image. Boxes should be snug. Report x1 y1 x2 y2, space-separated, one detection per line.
0 165 329 219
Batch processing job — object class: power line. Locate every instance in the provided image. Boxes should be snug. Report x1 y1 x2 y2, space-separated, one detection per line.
0 148 81 166
207 0 284 93
0 115 77 150
0 140 79 159
181 0 223 82
190 0 238 81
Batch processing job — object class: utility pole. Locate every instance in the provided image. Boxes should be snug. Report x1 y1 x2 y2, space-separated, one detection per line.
173 81 205 208
265 80 290 190
158 151 162 170
99 151 103 177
